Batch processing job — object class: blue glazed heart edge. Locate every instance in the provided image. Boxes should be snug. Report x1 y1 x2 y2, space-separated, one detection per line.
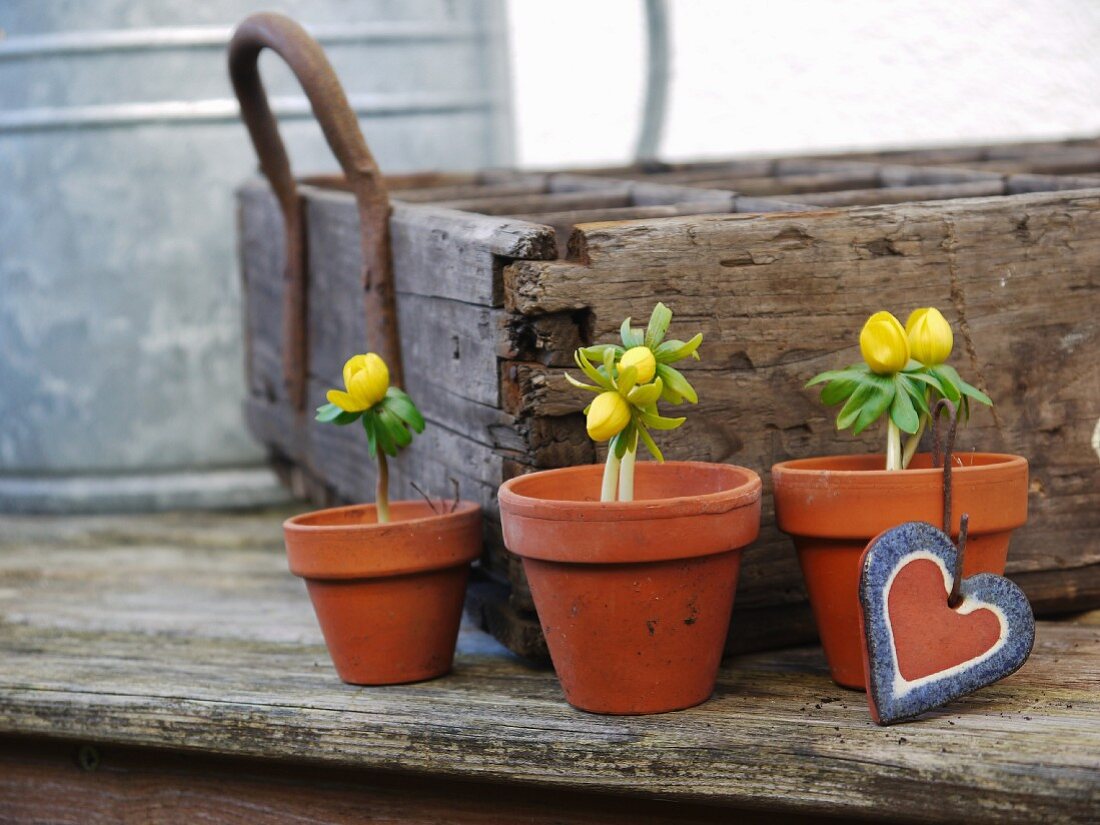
858 521 1036 725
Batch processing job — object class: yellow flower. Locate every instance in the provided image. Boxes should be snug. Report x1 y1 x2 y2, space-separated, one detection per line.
327 353 389 412
905 307 953 365
859 311 910 374
619 346 656 383
586 391 631 442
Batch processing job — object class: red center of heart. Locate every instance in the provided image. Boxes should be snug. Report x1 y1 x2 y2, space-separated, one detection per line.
888 558 1002 681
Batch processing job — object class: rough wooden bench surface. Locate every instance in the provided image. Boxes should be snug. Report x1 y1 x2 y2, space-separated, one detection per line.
1 510 1097 824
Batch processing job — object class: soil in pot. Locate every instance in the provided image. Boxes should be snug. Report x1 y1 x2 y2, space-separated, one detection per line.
772 452 1028 689
283 500 482 685
499 461 761 715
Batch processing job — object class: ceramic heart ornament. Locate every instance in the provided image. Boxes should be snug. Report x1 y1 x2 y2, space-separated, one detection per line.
858 521 1035 725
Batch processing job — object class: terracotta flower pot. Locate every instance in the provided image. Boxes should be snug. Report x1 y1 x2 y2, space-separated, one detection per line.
283 500 482 685
499 461 761 715
772 453 1028 689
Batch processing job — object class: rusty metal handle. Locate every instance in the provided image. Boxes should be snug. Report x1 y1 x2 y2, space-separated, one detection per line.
228 12 403 410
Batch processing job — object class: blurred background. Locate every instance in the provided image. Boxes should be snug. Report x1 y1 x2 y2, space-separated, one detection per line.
1 0 1097 512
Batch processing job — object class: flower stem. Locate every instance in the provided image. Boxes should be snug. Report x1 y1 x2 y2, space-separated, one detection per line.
618 435 638 502
901 413 928 469
376 450 391 523
886 418 902 471
601 449 621 502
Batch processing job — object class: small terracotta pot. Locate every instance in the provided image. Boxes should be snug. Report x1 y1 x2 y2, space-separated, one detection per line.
772 452 1028 689
283 500 482 685
499 461 761 715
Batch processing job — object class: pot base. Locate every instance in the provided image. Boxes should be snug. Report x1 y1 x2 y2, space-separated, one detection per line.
305 566 471 685
524 550 742 715
283 500 483 687
500 462 762 715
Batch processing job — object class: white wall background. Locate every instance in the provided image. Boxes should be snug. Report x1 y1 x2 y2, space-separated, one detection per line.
508 0 1100 168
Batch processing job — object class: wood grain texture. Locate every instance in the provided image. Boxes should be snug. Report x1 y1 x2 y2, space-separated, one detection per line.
239 152 1100 663
502 190 1100 625
0 512 1097 824
0 736 823 825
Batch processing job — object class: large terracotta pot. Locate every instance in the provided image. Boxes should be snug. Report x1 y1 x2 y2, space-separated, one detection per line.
283 500 482 685
499 461 761 715
772 453 1028 689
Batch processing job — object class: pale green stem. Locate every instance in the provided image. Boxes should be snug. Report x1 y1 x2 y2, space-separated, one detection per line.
901 414 928 469
376 450 391 523
886 418 902 472
618 434 639 502
601 449 621 502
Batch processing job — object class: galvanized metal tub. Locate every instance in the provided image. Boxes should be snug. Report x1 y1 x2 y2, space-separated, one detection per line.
0 0 512 512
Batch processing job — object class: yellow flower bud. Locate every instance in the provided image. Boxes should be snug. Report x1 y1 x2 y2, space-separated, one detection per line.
620 346 657 383
905 307 953 365
859 311 910 375
327 353 389 412
586 391 631 442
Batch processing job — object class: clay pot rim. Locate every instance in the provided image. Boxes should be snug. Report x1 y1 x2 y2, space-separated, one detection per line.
771 452 1026 490
283 499 480 534
284 500 482 580
499 461 761 523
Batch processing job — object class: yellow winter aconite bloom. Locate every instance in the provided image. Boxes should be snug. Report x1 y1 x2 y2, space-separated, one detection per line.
327 353 389 413
619 346 657 384
586 391 631 442
905 307 953 366
859 311 910 375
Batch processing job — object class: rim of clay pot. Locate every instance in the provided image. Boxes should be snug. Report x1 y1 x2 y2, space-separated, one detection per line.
284 500 482 580
499 461 761 523
772 452 1028 538
771 452 1026 489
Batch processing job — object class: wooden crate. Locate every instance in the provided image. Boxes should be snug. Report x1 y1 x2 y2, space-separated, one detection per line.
237 141 1100 661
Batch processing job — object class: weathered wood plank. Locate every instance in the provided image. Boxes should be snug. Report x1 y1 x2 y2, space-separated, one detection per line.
434 190 634 216
503 191 1100 621
0 525 1097 824
301 183 558 307
0 736 791 825
794 180 1005 207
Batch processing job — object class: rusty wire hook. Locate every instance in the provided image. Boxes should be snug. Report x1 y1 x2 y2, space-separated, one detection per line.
930 398 969 608
228 12 403 410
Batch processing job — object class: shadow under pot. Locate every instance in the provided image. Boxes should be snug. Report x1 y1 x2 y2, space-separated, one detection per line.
283 500 482 685
499 461 762 715
772 452 1028 690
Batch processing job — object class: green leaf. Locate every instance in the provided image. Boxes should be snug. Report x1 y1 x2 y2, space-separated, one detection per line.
574 349 614 390
579 343 624 362
806 366 868 388
639 409 687 430
819 378 859 407
904 369 948 397
627 377 663 406
602 346 617 378
637 424 664 462
382 388 425 433
379 408 413 449
895 374 929 415
645 303 673 349
371 411 397 456
929 365 962 402
611 421 637 459
836 382 877 431
936 364 993 406
315 403 361 425
655 364 698 405
620 317 643 348
655 333 703 364
616 364 639 396
851 381 895 435
362 414 378 458
565 372 603 393
889 383 920 434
